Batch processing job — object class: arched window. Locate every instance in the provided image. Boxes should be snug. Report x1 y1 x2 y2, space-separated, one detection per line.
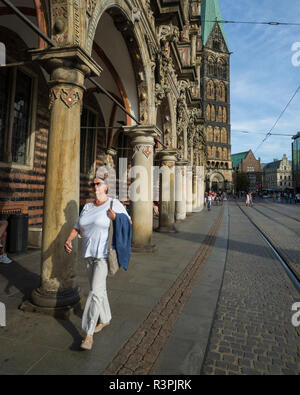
206 126 213 141
212 146 216 158
217 106 223 122
211 105 215 121
207 146 212 158
214 127 220 143
206 104 211 121
221 128 227 143
208 56 216 76
218 147 223 159
223 107 227 123
206 80 215 99
217 82 226 101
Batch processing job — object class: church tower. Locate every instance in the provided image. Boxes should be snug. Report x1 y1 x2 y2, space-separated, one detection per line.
201 0 232 192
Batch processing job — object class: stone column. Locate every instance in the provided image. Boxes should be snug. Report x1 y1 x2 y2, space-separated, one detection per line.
197 166 205 211
186 166 193 215
21 48 101 317
197 171 202 209
156 149 177 233
124 125 161 252
175 160 188 221
192 168 198 212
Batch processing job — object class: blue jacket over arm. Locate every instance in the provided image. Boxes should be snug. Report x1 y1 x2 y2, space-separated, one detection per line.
113 213 132 270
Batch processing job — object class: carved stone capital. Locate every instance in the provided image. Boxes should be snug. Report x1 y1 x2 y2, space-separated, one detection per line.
49 86 83 110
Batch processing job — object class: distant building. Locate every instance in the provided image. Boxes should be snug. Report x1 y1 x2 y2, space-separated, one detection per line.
263 154 292 191
231 150 262 193
203 0 233 193
292 132 300 193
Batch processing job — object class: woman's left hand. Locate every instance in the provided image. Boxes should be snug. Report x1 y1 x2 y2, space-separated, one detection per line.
107 208 116 221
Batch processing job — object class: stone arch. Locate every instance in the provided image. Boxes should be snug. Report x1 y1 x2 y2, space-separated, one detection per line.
223 147 228 160
34 0 49 49
210 171 225 192
87 2 152 125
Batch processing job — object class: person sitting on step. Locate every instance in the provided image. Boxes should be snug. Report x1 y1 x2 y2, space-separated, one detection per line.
0 220 12 264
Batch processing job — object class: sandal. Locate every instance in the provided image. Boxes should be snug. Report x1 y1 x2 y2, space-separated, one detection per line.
80 335 93 350
94 321 110 334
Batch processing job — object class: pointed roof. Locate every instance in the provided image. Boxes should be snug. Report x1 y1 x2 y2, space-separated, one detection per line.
201 0 228 48
231 151 249 169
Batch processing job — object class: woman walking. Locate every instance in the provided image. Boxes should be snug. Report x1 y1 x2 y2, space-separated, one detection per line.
245 192 250 207
64 176 131 350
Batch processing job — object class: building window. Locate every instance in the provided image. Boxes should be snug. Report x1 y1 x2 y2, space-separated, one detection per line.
80 107 97 175
0 67 35 165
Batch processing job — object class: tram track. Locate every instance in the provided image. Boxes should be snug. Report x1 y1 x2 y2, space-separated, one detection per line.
258 202 300 223
251 205 300 238
235 202 300 292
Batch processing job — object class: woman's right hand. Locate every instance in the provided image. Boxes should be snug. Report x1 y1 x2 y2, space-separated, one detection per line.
64 240 72 254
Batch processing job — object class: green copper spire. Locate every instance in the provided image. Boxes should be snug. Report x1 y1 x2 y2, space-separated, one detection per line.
201 0 228 49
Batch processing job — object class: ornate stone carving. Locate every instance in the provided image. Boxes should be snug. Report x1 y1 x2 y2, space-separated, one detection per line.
132 7 142 23
49 87 83 110
51 0 68 45
155 83 165 107
73 0 81 45
132 144 152 160
176 93 188 159
86 0 96 17
143 0 155 30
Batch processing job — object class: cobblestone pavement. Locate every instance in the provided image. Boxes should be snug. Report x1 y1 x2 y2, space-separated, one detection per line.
241 201 300 280
201 202 300 375
104 207 224 375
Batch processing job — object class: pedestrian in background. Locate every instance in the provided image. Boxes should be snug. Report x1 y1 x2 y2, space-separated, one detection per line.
207 192 212 211
245 192 250 207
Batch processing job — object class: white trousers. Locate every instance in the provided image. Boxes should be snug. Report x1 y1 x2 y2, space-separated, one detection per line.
82 258 112 335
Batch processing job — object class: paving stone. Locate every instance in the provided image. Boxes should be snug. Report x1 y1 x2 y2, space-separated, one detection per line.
201 202 300 376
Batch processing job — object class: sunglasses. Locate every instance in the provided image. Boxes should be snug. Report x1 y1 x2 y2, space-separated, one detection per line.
90 182 105 187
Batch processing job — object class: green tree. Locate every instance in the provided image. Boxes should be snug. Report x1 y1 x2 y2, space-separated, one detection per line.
236 172 250 192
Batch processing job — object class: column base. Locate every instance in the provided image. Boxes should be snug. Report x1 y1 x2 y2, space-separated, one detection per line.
132 244 157 253
20 286 81 320
20 299 82 320
155 225 178 233
175 214 186 221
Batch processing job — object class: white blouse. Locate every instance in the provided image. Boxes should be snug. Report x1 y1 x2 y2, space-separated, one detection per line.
74 198 130 259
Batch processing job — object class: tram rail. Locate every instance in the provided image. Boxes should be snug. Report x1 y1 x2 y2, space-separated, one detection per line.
251 205 300 238
235 201 300 292
258 202 300 223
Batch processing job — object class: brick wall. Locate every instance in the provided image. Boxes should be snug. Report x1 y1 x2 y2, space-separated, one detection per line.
0 26 49 227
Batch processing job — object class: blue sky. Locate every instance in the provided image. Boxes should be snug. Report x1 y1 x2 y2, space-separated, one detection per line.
218 0 300 163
